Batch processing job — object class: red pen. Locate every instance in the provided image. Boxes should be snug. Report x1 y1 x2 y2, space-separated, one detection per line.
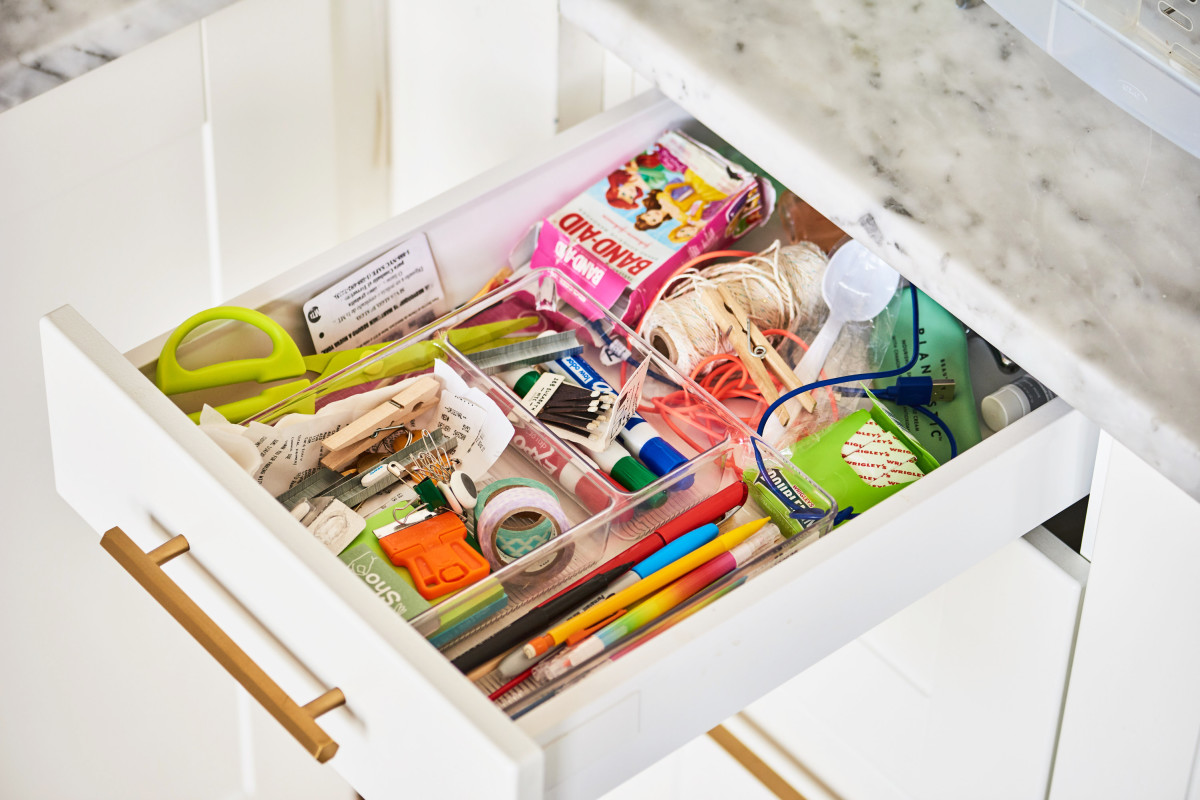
542 481 749 605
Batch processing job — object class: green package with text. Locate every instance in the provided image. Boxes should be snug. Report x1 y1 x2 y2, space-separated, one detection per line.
787 395 940 522
871 287 982 462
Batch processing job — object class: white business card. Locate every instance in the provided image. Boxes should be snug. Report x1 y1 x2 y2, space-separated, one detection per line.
303 233 445 353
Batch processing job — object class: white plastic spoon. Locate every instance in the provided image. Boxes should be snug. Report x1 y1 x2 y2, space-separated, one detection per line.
763 240 900 445
795 241 900 385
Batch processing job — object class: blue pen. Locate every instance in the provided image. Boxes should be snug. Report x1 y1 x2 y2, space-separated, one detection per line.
601 522 719 596
547 351 694 488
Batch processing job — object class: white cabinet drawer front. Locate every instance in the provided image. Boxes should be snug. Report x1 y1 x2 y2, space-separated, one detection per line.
42 309 542 799
521 398 1097 799
41 93 1099 800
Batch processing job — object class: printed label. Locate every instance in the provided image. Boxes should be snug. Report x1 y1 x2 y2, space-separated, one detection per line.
763 467 817 511
432 360 513 477
339 543 428 620
606 359 650 448
303 233 444 353
597 336 633 367
519 373 567 415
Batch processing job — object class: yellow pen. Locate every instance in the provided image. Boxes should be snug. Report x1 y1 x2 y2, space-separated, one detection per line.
523 517 770 657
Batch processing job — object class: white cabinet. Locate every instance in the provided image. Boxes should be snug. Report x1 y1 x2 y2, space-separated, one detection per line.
40 91 1099 800
3 1 385 796
204 0 389 301
600 727 788 800
1051 435 1200 800
745 527 1088 800
385 0 561 213
0 25 241 800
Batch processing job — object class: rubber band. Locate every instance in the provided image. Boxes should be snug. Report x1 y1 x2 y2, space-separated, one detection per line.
633 326 843 454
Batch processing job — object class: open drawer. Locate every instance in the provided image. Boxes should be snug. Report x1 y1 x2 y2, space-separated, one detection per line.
40 91 1100 800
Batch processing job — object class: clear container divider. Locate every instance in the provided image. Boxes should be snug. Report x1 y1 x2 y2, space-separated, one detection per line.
221 268 835 710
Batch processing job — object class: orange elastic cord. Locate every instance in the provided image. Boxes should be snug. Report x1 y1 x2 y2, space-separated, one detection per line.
638 334 841 444
652 393 727 453
621 249 757 388
649 397 713 454
620 250 846 444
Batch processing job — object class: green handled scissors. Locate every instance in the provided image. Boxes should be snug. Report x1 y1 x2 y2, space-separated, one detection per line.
155 306 536 423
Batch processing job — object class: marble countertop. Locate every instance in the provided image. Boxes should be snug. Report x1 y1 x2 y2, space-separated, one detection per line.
563 0 1200 501
0 0 235 111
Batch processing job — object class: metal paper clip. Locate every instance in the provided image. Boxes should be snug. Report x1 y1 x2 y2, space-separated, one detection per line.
403 438 458 484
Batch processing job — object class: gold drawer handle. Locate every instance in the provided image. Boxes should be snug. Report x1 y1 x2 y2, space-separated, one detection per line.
100 526 345 763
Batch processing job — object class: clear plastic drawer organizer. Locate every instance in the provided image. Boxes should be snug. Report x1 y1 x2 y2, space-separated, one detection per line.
193 268 837 714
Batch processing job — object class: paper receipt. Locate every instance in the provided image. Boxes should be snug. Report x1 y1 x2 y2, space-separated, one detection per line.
303 233 445 353
433 360 514 477
197 381 429 497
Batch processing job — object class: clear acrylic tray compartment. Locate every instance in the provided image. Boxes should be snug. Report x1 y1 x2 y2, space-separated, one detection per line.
196 268 836 710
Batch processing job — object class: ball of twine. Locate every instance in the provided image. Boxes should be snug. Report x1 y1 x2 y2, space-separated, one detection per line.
643 240 828 375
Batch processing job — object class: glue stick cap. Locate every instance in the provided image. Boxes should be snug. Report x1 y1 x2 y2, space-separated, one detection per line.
589 441 666 506
620 422 693 487
610 455 655 493
638 438 693 486
496 368 538 396
512 369 541 398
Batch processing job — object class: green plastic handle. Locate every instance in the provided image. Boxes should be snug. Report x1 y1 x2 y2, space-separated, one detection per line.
156 306 307 395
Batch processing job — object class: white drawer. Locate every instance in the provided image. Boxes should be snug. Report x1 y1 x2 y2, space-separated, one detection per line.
741 526 1089 800
40 91 1100 800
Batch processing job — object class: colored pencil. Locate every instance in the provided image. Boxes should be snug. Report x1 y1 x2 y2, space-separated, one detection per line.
522 517 771 657
534 525 783 682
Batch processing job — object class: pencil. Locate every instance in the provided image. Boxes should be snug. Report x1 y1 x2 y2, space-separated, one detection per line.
522 517 771 657
535 525 784 683
450 562 630 673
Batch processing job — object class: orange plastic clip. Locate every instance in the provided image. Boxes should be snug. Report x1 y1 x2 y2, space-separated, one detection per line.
378 513 490 600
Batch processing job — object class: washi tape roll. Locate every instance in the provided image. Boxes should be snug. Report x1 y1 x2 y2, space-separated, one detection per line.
475 478 557 559
476 484 570 568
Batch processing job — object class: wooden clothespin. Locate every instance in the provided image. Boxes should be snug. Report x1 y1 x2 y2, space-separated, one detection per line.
715 286 816 415
699 288 816 430
700 288 784 423
320 375 441 471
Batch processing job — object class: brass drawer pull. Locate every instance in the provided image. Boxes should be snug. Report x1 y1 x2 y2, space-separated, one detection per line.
100 527 344 763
